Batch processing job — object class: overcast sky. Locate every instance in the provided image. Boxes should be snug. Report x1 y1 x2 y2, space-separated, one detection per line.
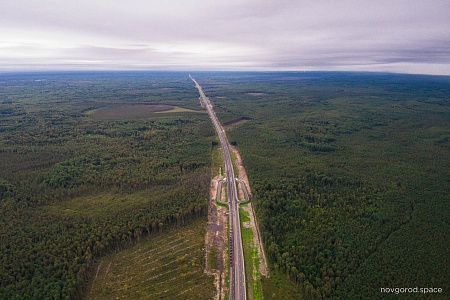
1 0 450 74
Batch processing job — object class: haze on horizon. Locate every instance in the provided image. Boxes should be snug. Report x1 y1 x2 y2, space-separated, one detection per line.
1 0 450 75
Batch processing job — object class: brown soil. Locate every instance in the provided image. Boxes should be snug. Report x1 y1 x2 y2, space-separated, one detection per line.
204 175 229 300
223 117 252 127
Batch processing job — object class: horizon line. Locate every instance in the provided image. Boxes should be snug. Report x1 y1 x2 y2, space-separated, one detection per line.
1 69 449 77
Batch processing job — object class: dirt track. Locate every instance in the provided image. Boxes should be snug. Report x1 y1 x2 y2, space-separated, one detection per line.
204 175 228 300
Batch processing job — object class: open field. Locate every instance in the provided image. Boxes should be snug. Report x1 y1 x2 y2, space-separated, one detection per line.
156 106 206 114
88 104 205 120
85 218 213 300
88 104 174 119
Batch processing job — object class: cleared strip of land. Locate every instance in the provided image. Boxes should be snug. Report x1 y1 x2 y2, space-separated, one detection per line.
85 219 213 300
88 104 203 119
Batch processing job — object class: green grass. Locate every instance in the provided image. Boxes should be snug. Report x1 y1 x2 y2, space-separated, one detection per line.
261 269 303 300
85 218 213 300
216 201 229 208
211 142 225 178
209 246 218 270
239 208 251 222
251 248 262 300
240 208 263 300
229 149 239 177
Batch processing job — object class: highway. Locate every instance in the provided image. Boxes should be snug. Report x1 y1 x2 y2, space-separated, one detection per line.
190 75 247 300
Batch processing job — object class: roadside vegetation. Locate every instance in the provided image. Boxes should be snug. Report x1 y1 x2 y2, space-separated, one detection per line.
198 72 450 299
240 207 263 300
0 72 214 299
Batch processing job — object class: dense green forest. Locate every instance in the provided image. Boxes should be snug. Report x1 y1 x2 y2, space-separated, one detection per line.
1 72 449 299
0 72 214 299
196 72 450 299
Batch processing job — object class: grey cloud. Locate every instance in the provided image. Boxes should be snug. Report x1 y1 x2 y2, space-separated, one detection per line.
1 0 449 74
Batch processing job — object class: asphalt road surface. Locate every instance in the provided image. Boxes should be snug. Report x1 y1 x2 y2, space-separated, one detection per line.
190 75 247 300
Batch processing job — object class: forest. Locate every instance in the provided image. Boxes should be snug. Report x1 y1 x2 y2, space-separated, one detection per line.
1 71 449 300
197 72 450 299
0 72 214 299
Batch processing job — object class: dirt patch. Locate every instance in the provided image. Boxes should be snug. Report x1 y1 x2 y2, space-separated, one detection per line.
223 117 252 128
229 145 251 198
246 93 267 96
204 175 229 300
88 104 174 120
211 224 223 232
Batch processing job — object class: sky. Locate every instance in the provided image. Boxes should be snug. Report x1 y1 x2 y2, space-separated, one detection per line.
1 0 450 75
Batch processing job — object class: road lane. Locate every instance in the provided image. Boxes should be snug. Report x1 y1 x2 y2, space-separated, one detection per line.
190 75 247 300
